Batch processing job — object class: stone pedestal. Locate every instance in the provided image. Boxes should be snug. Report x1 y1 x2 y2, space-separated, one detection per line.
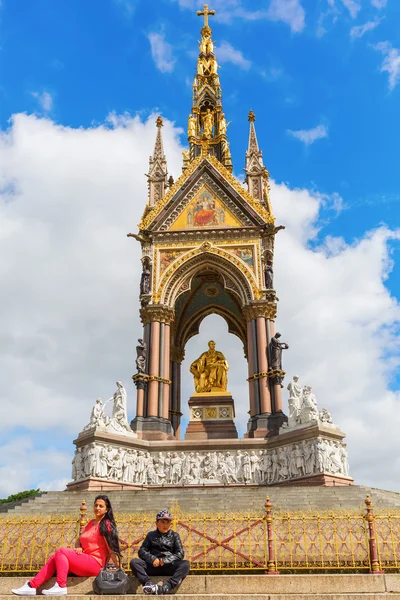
184 392 238 440
130 416 175 441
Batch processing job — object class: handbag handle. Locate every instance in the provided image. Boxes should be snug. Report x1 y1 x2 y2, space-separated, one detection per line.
104 551 123 570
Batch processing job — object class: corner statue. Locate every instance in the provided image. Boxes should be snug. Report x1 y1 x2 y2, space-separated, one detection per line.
269 332 289 370
190 340 229 393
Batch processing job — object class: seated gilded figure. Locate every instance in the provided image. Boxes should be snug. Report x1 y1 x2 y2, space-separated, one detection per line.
190 340 229 393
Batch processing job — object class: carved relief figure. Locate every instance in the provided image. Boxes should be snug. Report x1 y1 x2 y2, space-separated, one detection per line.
190 340 229 393
269 332 289 371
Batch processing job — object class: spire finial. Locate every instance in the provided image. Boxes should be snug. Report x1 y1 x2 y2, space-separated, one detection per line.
196 4 216 29
156 115 163 128
248 110 256 123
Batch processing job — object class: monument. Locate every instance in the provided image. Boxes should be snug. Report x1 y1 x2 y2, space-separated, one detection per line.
67 4 352 491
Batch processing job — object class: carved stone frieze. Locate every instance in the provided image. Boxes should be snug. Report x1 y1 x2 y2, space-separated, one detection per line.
70 436 350 486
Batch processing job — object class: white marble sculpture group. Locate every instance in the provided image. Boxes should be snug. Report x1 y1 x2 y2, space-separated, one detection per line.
82 382 136 437
285 376 335 429
71 438 349 486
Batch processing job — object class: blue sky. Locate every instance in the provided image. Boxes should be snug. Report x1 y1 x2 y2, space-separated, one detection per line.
1 0 400 495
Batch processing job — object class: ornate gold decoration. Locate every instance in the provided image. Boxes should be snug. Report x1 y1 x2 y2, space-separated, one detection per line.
206 407 217 418
197 4 216 28
191 407 203 420
204 285 220 298
190 340 229 393
154 243 258 304
242 302 277 321
247 372 268 382
139 156 273 232
207 155 275 224
218 406 231 418
139 156 203 230
140 305 175 325
132 373 172 385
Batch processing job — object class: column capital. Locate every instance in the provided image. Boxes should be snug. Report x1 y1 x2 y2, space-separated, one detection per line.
170 346 185 363
140 304 175 325
242 301 277 321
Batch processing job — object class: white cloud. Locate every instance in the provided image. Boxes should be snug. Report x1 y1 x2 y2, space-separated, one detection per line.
373 41 400 91
0 437 70 497
148 32 175 73
216 41 251 70
267 0 305 33
340 0 361 18
1 111 400 496
31 91 53 113
287 124 329 145
371 0 387 8
350 17 383 39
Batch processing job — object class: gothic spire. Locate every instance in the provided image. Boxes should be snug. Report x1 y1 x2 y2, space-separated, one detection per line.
185 4 232 171
247 110 259 154
244 110 269 204
147 116 168 207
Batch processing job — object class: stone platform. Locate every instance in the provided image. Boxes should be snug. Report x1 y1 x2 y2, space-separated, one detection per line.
1 575 399 599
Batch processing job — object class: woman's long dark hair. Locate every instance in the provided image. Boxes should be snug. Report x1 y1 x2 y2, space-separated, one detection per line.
95 494 120 554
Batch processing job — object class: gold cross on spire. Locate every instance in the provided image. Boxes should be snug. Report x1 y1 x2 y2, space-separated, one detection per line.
196 4 216 28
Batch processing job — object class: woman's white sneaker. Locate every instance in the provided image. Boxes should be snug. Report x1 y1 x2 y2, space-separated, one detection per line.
42 583 67 596
11 582 36 596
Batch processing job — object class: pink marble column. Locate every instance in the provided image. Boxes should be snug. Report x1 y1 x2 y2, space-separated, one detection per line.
136 388 144 417
247 319 257 417
274 383 283 412
162 324 171 419
147 321 161 417
256 316 272 414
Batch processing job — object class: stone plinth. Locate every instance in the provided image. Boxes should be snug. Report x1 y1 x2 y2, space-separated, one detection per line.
184 392 238 440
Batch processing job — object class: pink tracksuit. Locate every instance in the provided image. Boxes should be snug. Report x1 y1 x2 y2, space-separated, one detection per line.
29 519 110 588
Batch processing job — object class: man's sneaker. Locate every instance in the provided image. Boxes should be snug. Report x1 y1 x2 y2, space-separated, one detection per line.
42 583 67 596
143 583 157 595
161 582 174 594
11 582 36 596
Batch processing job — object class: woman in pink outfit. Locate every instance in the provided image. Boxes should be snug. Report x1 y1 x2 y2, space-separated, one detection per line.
12 495 120 596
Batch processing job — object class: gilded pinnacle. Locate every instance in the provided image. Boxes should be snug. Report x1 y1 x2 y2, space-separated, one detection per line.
156 115 163 128
196 4 216 28
248 110 256 122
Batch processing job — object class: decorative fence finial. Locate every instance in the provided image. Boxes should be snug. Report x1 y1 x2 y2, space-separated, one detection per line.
264 496 279 575
364 495 384 574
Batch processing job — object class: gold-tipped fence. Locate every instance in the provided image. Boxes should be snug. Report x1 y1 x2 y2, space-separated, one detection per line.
0 496 398 574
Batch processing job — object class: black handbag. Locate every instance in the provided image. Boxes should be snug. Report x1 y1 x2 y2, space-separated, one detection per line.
93 552 130 595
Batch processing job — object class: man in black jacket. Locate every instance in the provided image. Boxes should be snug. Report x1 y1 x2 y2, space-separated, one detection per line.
130 510 190 595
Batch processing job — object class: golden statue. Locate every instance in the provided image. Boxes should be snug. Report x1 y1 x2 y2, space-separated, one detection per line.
190 340 229 393
188 114 196 137
202 108 214 138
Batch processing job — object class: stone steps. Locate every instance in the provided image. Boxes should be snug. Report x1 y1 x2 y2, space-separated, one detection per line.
1 574 399 598
3 485 400 515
